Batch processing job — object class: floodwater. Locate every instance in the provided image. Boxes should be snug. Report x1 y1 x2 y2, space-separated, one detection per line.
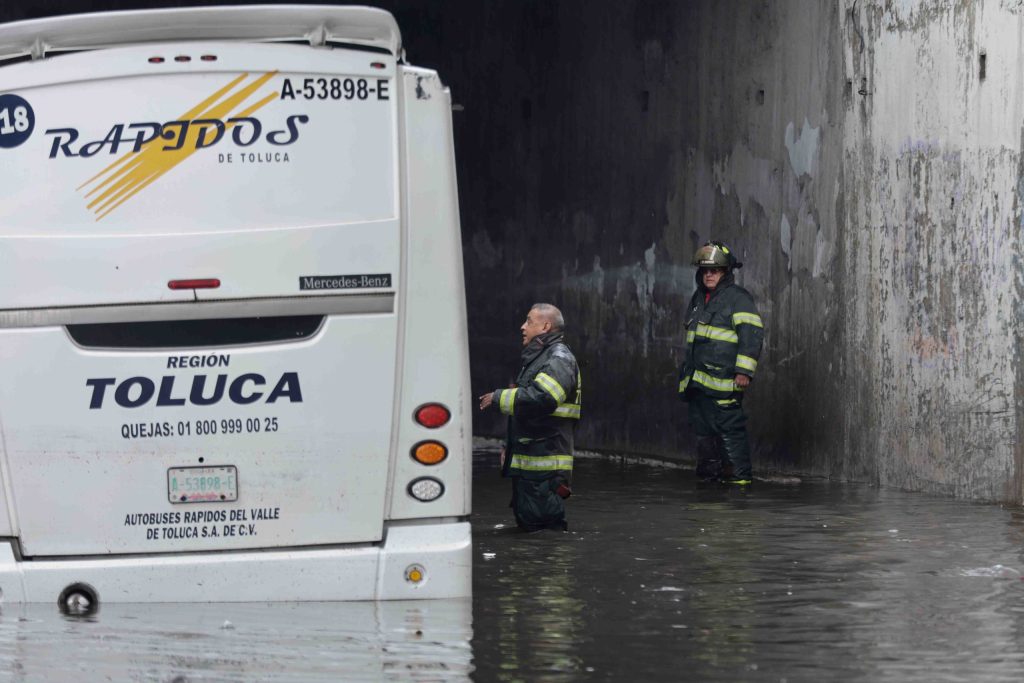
0 600 472 681
470 448 1024 682
5 448 1024 681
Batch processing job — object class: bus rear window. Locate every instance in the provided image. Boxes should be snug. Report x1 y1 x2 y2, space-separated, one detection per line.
67 315 324 349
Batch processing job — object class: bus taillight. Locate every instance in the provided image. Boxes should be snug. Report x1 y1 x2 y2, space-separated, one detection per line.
168 278 221 290
412 441 447 465
408 477 444 502
414 404 450 428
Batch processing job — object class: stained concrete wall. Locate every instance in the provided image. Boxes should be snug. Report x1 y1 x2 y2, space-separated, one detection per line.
410 0 1024 503
5 1 1024 502
442 0 1024 504
840 1 1023 501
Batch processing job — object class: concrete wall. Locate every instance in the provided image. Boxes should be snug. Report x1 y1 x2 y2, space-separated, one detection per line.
441 0 1024 503
6 1 1024 502
840 0 1023 501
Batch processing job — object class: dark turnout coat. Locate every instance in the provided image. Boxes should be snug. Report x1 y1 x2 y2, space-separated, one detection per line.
492 332 581 480
678 271 764 400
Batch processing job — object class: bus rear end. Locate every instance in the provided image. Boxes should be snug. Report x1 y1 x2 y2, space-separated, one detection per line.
0 6 471 603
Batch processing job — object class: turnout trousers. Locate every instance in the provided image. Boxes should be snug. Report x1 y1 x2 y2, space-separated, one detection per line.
686 389 752 481
510 475 569 532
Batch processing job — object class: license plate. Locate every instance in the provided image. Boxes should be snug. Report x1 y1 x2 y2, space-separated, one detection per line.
168 466 238 504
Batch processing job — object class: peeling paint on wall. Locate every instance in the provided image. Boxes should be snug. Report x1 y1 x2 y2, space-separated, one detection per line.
813 228 830 278
1001 0 1024 14
631 243 658 358
785 118 820 179
711 142 777 226
780 215 792 271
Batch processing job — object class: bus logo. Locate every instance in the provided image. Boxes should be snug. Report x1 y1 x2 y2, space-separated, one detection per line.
45 72 304 221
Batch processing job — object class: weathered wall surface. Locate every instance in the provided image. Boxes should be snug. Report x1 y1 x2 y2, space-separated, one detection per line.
436 0 1024 503
840 0 1023 500
6 1 1024 502
442 0 1024 504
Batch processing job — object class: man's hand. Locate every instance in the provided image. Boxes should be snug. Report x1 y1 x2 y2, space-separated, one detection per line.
734 374 751 389
479 392 495 411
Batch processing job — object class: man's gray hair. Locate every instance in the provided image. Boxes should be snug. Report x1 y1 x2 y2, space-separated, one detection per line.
531 303 565 332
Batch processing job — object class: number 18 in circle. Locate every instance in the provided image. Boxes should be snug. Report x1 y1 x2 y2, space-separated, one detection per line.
0 95 35 148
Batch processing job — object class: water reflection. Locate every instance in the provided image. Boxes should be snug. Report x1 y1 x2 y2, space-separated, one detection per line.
0 600 472 682
471 449 1024 682
486 530 585 680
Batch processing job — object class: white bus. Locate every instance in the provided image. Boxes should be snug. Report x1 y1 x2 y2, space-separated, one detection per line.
0 5 471 605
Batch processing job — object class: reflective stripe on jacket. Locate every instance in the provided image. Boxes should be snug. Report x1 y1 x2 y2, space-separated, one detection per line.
494 332 581 479
678 272 763 401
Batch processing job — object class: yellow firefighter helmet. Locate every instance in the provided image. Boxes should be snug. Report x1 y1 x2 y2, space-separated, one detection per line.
692 241 742 269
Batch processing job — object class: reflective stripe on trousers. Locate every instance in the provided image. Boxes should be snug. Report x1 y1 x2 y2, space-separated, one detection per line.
509 454 574 472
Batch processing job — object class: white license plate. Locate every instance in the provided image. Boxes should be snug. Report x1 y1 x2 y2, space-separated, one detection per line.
168 465 238 504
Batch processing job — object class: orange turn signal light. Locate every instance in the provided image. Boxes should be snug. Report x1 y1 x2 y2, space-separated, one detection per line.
411 441 448 465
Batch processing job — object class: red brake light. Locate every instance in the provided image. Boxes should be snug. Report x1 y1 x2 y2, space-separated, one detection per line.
371 61 387 69
148 56 165 64
168 278 220 290
415 404 450 428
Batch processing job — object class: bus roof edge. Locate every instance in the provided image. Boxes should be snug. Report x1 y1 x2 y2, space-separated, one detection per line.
0 5 402 61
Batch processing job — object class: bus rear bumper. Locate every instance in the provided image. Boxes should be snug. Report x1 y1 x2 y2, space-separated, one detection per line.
0 520 471 603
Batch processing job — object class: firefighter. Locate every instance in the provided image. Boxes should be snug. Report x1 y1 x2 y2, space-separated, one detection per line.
678 241 764 485
479 304 581 531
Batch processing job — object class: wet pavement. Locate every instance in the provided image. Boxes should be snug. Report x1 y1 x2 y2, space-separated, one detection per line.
4 447 1024 681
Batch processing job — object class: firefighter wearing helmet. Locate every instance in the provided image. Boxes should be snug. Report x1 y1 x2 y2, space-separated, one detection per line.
678 241 764 484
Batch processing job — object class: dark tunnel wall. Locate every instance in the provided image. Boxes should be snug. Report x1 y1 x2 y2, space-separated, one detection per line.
5 1 1023 502
381 0 848 478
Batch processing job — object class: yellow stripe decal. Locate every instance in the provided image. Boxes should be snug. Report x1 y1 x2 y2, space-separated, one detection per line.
678 375 691 393
79 72 280 220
